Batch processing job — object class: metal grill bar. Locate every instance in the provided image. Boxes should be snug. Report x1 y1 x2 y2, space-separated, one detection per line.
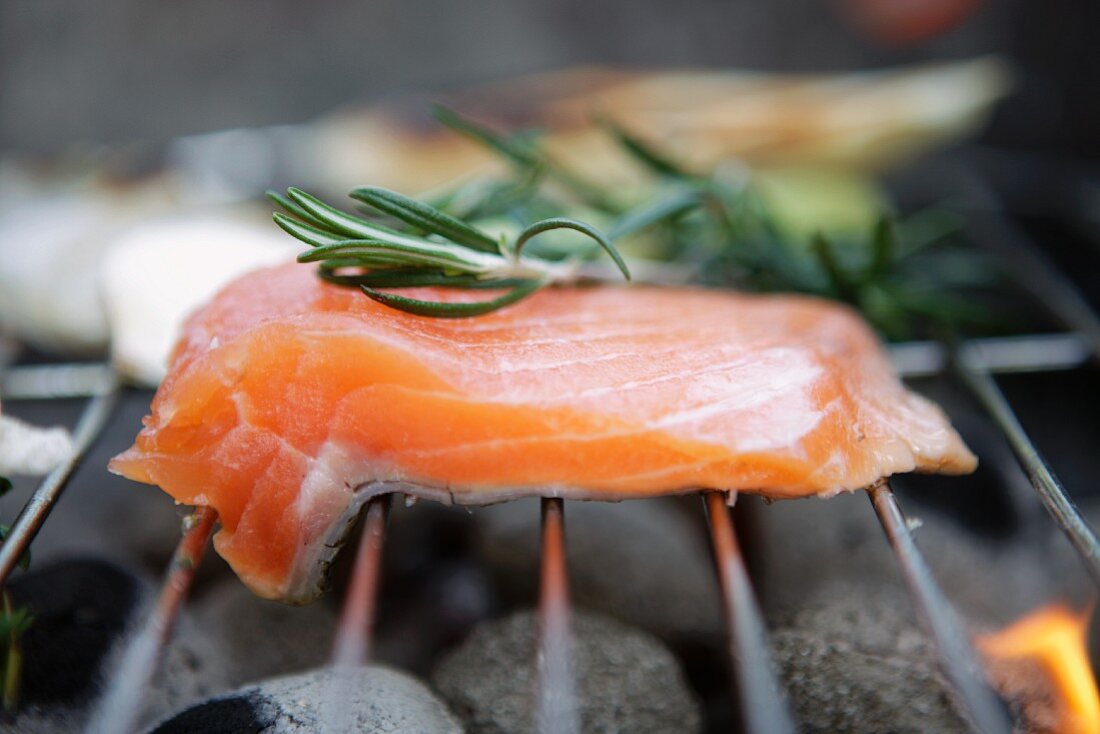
0 332 1083 401
86 507 217 734
868 482 1012 734
955 354 1100 586
322 495 392 734
957 167 1100 361
890 333 1088 378
0 378 120 585
702 491 796 734
0 363 118 401
536 497 579 734
330 494 392 667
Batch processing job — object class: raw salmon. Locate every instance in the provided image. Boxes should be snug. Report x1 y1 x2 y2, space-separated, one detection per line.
110 263 975 602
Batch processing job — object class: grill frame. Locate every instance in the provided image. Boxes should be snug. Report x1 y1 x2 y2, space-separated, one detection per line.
0 164 1098 733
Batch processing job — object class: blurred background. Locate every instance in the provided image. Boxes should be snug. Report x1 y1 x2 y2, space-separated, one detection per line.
2 2 1100 733
1 0 1097 158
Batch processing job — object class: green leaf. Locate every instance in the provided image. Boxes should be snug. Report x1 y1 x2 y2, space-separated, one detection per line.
297 239 492 272
272 212 347 248
285 188 404 240
433 105 541 168
868 216 895 279
896 206 965 257
514 218 630 281
609 189 700 240
434 105 619 213
351 187 500 253
903 250 1001 289
320 268 528 290
892 287 994 324
859 285 912 341
0 607 33 640
599 117 689 179
812 232 853 300
266 190 329 229
361 279 546 317
0 478 10 498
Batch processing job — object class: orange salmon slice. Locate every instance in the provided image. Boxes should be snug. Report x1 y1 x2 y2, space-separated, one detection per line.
110 263 975 602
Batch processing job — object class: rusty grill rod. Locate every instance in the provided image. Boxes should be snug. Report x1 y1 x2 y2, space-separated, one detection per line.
955 353 1100 586
703 491 796 734
868 482 1013 734
86 507 217 734
0 377 120 585
322 494 393 734
536 497 579 734
330 494 392 667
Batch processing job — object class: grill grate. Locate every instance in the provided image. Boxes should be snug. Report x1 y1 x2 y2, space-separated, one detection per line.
703 491 796 734
88 507 217 734
330 494 392 669
956 353 1100 585
0 168 1098 733
0 378 119 583
536 497 580 734
868 482 1013 733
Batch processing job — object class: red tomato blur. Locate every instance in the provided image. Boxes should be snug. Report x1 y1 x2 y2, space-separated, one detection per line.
840 0 985 46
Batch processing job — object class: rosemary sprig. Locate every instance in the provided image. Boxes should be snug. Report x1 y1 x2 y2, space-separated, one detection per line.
269 186 630 318
432 106 620 213
273 104 1000 335
593 116 999 339
0 595 30 712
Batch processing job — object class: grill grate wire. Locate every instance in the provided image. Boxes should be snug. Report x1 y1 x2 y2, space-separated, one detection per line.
955 353 1100 585
536 497 580 734
868 482 1014 733
87 507 217 734
0 378 120 585
703 491 797 733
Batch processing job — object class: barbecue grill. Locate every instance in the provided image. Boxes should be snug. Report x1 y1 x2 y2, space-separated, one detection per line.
0 149 1097 733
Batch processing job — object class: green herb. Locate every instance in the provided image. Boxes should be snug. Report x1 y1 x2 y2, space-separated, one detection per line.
0 594 30 713
589 117 1000 339
0 478 30 713
269 187 630 318
432 106 620 213
273 105 999 336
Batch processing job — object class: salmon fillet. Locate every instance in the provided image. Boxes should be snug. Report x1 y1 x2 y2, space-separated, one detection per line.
110 263 975 602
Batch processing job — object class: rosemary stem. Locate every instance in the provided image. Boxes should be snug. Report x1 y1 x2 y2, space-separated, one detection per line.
2 591 20 713
506 258 575 283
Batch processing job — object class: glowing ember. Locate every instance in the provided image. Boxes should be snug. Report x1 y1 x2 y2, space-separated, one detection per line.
977 604 1099 734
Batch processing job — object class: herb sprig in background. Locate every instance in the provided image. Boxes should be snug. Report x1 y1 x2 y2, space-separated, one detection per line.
0 476 31 713
272 105 1001 337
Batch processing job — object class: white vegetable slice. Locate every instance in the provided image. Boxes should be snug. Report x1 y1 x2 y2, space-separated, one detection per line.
99 213 297 386
0 166 182 354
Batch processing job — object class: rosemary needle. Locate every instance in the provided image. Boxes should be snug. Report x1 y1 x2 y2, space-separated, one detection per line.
270 186 629 318
272 104 999 335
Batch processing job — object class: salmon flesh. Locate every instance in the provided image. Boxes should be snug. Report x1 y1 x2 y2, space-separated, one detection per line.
110 263 975 602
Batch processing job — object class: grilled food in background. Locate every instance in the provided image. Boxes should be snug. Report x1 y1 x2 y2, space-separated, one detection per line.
308 57 1010 193
0 164 182 356
110 263 975 602
0 164 294 381
0 58 1008 379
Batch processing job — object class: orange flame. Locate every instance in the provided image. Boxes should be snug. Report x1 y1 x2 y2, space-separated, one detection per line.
977 604 1099 734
